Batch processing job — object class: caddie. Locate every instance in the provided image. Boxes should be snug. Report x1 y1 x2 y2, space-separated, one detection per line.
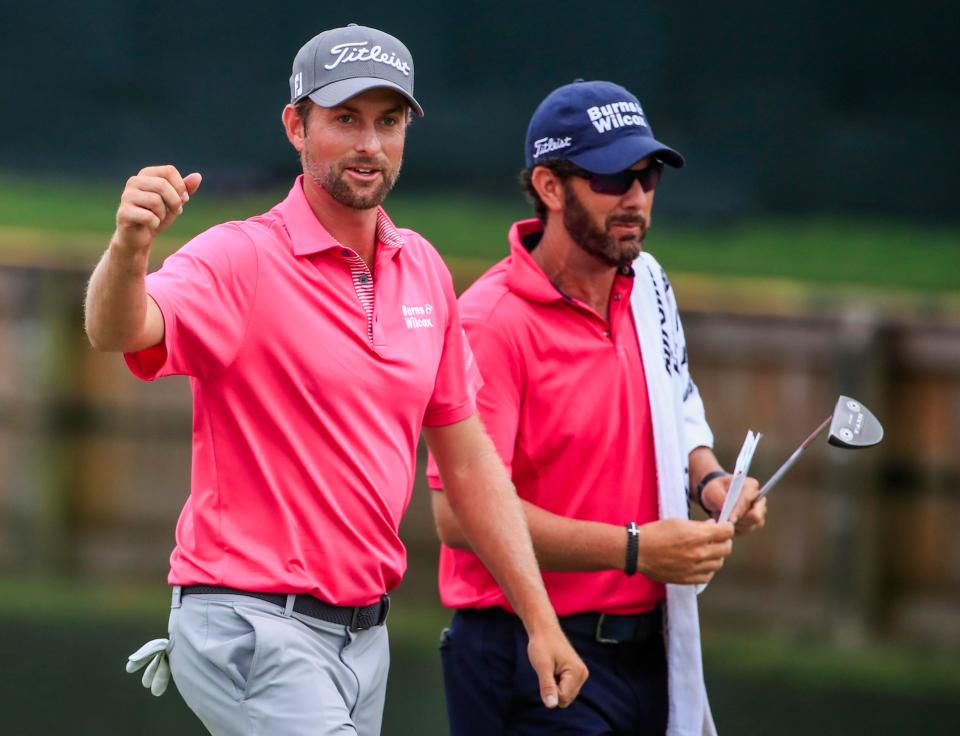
429 80 768 735
84 25 586 736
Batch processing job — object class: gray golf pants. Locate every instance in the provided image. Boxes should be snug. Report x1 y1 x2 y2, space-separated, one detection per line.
167 587 390 735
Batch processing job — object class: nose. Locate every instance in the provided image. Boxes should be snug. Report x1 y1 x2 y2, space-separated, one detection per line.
354 121 383 155
620 177 652 209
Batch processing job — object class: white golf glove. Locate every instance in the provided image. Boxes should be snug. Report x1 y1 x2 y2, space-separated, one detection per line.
126 638 171 696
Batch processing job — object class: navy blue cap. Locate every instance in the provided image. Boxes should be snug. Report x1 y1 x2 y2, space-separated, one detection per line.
525 80 684 173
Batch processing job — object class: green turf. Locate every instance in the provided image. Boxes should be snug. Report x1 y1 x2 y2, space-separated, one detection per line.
646 219 960 295
1 577 958 734
701 628 960 698
1 174 958 294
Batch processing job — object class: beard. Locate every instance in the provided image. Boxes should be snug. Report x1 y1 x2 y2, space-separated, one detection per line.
304 148 401 210
562 183 648 268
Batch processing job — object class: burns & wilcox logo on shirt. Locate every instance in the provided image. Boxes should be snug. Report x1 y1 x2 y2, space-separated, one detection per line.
587 101 648 133
326 41 411 76
462 329 475 372
402 303 434 329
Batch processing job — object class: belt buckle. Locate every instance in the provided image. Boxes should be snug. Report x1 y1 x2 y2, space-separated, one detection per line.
594 613 619 644
349 606 365 632
349 596 390 632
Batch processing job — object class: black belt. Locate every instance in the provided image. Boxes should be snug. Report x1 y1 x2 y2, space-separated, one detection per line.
181 585 390 632
459 604 662 645
561 605 663 645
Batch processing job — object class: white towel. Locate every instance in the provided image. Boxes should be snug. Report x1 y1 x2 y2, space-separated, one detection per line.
631 252 718 736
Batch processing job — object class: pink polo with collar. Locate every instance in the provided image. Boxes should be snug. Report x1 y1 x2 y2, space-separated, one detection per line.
427 218 664 616
126 176 477 606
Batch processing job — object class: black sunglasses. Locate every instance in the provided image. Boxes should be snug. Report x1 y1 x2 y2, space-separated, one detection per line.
569 161 664 196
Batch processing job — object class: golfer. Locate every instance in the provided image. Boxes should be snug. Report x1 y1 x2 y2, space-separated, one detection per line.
84 25 586 736
429 80 767 735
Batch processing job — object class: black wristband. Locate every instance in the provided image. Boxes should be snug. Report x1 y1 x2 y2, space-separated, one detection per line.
695 470 729 515
625 522 640 576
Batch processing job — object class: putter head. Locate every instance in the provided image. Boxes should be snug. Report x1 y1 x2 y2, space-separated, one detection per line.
827 396 884 448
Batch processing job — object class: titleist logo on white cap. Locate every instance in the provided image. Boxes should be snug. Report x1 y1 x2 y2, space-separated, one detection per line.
325 41 412 76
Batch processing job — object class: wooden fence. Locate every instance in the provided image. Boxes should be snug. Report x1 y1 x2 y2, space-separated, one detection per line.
1 262 958 646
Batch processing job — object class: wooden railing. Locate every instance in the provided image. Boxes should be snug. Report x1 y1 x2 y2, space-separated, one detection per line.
2 263 958 645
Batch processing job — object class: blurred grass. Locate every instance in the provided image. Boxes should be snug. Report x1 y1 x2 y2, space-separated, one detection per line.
0 578 452 736
1 174 958 295
5 575 956 695
1 577 958 735
702 627 960 698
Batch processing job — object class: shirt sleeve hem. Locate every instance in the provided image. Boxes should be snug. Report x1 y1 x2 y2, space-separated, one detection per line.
683 429 715 458
123 290 174 380
421 400 476 429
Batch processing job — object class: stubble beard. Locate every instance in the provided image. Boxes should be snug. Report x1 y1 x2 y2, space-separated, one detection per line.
303 148 401 210
562 183 648 268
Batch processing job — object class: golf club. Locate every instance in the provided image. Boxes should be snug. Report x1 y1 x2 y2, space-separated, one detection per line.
757 395 884 500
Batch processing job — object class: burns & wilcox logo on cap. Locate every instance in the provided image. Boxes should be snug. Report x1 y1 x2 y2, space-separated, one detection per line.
290 23 423 116
587 101 648 133
524 79 684 174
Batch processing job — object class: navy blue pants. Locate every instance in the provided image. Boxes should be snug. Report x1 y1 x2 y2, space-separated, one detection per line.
440 609 668 736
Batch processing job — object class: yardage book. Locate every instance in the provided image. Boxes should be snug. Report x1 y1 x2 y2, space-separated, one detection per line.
697 429 762 594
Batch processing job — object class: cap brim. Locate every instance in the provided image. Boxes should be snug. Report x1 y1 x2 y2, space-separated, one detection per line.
307 77 424 117
569 134 684 173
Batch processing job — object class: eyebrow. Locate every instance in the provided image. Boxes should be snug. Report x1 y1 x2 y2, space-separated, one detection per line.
334 104 405 116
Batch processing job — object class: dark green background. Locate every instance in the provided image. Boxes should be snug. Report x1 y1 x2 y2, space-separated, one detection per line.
2 3 959 733
4 586 958 735
1 1 956 219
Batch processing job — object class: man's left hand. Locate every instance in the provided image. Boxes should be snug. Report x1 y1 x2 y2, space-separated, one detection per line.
701 474 767 535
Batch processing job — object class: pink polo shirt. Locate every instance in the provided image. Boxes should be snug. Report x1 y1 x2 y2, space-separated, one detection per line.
126 177 477 606
428 219 664 616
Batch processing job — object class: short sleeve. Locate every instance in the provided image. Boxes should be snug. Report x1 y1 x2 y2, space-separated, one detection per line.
421 266 480 428
427 311 524 489
125 223 258 380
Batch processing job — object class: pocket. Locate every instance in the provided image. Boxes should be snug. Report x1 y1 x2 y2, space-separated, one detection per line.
439 626 452 651
197 601 261 701
166 608 178 655
229 605 264 700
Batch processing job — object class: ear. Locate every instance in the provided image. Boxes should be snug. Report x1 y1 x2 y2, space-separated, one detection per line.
531 166 565 216
282 103 307 153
